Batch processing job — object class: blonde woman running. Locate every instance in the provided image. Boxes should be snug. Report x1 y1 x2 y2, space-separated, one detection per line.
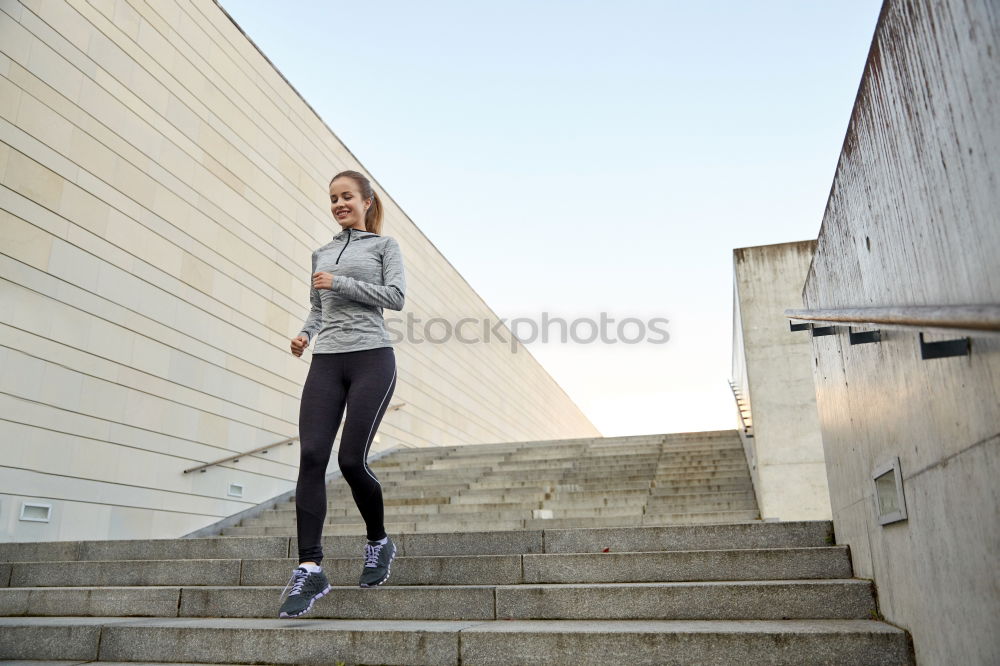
278 170 406 618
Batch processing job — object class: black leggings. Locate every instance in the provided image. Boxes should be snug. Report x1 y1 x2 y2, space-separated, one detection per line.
295 346 397 564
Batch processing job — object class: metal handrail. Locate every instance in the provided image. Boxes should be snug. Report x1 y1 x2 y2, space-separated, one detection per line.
727 379 753 437
182 402 406 474
784 304 1000 334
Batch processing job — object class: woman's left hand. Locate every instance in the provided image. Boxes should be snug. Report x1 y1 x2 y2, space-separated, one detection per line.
312 271 334 289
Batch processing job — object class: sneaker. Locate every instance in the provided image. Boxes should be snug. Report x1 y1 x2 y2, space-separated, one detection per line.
278 565 331 618
359 535 397 588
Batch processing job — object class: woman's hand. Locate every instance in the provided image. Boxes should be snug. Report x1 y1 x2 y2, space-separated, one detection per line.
312 271 334 290
290 335 309 357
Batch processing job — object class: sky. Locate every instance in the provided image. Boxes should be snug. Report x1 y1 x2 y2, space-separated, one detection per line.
221 0 883 437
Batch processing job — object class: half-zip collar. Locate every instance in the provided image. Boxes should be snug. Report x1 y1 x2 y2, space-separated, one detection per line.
333 227 378 264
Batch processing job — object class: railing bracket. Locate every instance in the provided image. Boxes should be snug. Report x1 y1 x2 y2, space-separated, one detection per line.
848 326 881 345
919 333 970 359
789 321 810 332
811 325 837 337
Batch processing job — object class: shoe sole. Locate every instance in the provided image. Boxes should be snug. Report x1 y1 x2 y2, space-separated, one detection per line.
359 542 397 588
278 583 332 618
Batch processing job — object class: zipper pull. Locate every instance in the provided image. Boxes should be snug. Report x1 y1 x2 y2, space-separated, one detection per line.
335 228 352 264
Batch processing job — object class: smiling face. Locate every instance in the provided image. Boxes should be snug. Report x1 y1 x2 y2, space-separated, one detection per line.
329 177 372 231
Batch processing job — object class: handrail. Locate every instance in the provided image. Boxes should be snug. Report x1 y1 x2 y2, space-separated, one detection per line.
182 401 406 474
727 379 753 438
784 304 1000 333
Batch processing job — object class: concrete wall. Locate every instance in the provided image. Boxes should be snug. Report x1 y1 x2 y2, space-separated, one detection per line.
801 1 999 663
0 0 599 543
731 240 831 521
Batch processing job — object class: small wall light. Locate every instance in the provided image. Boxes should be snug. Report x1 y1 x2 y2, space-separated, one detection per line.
228 483 244 498
871 456 908 525
19 502 52 523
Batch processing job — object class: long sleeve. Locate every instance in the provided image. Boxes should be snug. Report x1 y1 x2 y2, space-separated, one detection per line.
298 253 323 343
329 237 406 311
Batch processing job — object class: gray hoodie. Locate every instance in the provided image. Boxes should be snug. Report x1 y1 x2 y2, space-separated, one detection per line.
298 227 406 354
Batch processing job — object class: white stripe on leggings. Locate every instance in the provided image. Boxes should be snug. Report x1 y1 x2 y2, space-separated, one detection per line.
362 365 396 485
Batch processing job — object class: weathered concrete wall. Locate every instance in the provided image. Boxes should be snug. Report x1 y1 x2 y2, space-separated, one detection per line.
0 0 599 542
732 240 831 521
802 1 1000 663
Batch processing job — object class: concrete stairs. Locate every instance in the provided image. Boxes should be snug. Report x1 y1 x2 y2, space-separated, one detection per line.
225 430 762 536
0 430 915 664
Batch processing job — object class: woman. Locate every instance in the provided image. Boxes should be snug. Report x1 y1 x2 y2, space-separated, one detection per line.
278 170 406 619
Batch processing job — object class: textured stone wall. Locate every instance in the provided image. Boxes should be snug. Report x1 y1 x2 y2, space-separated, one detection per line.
802 1 999 663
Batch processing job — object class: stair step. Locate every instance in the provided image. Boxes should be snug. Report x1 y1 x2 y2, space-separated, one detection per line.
225 511 765 536
4 546 851 588
0 523 833 563
243 501 760 528
0 616 914 664
0 580 876 621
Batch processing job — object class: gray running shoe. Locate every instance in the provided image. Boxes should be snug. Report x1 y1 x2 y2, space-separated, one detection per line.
359 536 397 588
278 565 331 618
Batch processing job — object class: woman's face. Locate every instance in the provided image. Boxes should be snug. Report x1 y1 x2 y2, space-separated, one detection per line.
329 177 371 231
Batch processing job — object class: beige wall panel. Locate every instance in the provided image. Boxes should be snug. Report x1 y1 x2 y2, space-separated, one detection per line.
0 0 599 542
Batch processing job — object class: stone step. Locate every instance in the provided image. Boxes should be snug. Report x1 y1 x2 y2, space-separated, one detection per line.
402 441 739 458
473 479 656 491
647 495 759 509
380 443 745 462
571 489 753 503
0 522 833 562
308 481 753 508
325 483 476 495
0 580 876 621
417 451 746 468
420 460 664 473
247 506 647 527
0 662 244 666
0 616 914 664
498 461 751 475
294 482 664 510
651 481 754 494
369 465 751 483
645 505 759 518
653 471 752 482
247 498 758 527
473 461 746 475
531 511 762 530
224 511 764 536
560 474 748 487
275 495 657 516
398 432 739 452
253 500 639 522
4 547 853 588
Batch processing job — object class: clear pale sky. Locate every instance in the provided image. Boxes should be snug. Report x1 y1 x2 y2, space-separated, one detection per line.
221 0 883 437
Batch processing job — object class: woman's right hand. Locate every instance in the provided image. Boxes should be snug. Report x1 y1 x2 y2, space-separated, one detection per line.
290 335 309 357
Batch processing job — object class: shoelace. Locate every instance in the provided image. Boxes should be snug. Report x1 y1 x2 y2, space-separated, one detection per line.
278 567 309 601
364 542 383 568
